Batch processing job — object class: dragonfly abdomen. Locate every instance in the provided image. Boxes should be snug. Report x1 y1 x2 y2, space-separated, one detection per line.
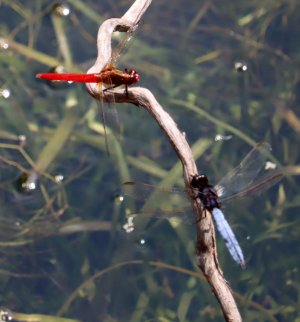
199 186 220 211
212 208 246 268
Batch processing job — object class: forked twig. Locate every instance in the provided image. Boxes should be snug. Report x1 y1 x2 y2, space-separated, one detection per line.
86 1 242 321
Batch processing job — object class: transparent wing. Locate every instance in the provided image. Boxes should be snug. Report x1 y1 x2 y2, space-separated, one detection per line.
123 182 193 221
215 143 272 200
126 208 193 222
104 99 122 141
109 9 143 66
110 25 139 66
109 0 150 65
123 181 187 201
95 83 110 155
96 82 122 156
220 170 283 202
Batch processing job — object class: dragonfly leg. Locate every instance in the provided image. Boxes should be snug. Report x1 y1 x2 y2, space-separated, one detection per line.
103 83 129 99
124 69 129 98
103 84 121 92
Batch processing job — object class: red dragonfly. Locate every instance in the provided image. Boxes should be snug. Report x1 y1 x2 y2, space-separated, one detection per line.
36 3 142 96
36 19 141 153
36 10 141 92
36 66 140 95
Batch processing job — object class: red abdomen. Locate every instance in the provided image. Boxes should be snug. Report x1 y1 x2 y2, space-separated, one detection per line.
36 73 102 83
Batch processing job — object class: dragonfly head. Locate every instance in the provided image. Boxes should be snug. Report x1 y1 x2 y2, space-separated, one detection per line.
127 69 140 84
191 174 209 189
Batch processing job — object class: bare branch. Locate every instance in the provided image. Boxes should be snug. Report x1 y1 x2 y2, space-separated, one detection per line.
85 1 242 321
86 0 151 94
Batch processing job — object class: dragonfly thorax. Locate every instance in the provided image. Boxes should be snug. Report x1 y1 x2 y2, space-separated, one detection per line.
191 174 220 212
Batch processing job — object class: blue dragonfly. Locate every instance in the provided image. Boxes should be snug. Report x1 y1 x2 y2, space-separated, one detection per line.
123 143 283 268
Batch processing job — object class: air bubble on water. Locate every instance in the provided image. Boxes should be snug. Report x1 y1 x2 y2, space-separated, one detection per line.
16 172 38 194
0 87 11 99
114 193 124 205
23 181 36 192
52 3 70 17
234 62 248 72
214 134 233 142
18 134 27 146
54 65 65 73
54 174 64 183
123 215 135 233
264 161 277 170
0 38 9 50
139 238 146 245
0 308 13 321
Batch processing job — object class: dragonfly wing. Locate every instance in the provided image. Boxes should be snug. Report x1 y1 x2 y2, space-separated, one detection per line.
94 83 111 155
127 207 193 222
110 5 143 65
123 182 187 201
95 82 121 155
212 208 245 268
123 182 192 220
221 170 283 202
110 28 136 65
105 100 121 141
215 143 272 200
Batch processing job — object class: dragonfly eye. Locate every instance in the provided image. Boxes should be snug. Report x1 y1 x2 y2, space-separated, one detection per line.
128 69 140 83
191 174 208 188
133 73 140 82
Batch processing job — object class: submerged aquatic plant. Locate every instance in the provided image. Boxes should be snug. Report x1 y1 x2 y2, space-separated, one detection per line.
0 0 299 321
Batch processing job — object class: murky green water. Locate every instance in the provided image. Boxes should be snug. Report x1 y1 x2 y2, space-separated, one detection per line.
0 1 299 321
